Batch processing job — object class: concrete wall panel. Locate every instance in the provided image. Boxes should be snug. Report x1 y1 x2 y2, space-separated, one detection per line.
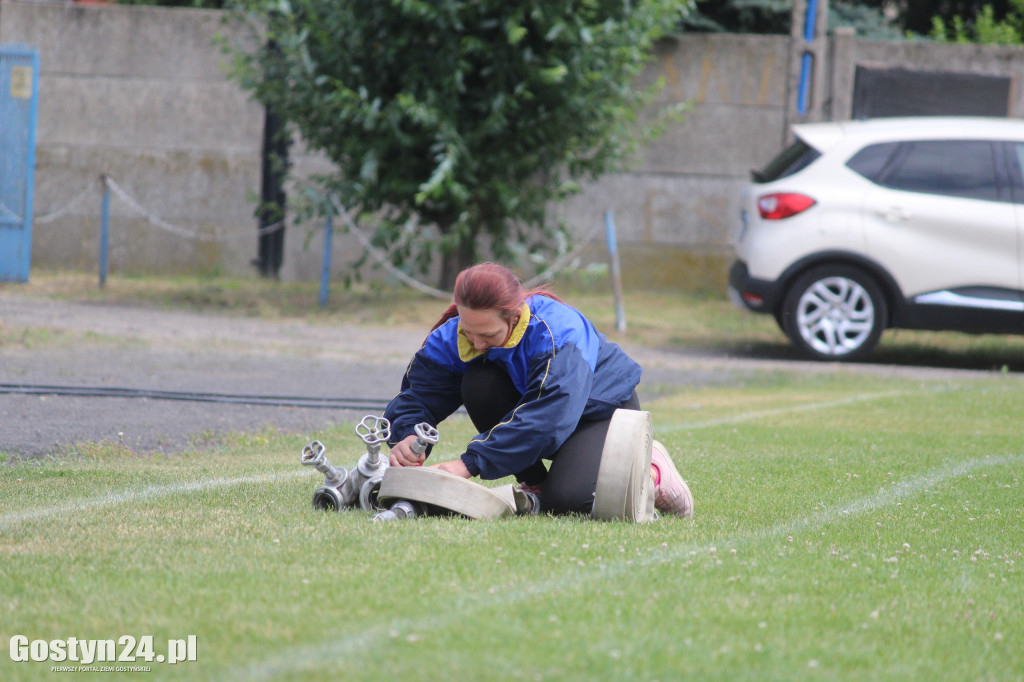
557 173 745 249
40 77 262 150
5 0 1024 290
2 3 244 80
645 34 790 108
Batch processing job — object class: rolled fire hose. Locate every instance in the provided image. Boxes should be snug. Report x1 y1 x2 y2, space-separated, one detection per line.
591 409 656 523
375 410 655 521
376 467 518 520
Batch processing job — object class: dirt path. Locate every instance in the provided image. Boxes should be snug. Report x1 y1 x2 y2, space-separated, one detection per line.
0 293 424 457
1 291 1014 458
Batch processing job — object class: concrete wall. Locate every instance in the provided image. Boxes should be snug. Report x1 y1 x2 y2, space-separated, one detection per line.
3 1 1024 290
554 34 792 291
1 2 262 276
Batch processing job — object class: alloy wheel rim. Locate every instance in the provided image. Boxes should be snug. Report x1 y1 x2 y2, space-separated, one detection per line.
796 277 875 356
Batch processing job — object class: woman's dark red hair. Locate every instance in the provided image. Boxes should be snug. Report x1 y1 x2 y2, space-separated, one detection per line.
429 262 562 333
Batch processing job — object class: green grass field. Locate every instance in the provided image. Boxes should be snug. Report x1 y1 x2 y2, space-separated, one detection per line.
2 273 1022 680
2 372 1021 681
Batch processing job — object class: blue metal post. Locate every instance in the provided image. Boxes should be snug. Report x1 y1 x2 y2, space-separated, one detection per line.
604 210 627 333
796 0 819 116
22 49 39 281
319 213 333 308
804 0 819 41
797 53 814 115
99 177 110 288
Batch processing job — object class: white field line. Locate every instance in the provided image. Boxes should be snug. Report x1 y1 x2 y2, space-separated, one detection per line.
656 389 912 434
0 389 921 529
0 470 308 529
230 452 1022 681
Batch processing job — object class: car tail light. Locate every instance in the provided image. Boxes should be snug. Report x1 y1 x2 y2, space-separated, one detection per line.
756 193 816 220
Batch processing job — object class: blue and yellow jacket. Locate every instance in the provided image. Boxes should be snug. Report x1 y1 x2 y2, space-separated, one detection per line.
383 295 642 480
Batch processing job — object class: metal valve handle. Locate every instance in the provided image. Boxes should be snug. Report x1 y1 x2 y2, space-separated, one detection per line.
355 414 391 446
300 440 347 489
355 415 391 468
300 440 348 511
410 422 440 455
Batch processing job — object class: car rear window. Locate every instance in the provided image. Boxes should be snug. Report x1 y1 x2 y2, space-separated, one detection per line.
845 142 898 181
751 139 821 183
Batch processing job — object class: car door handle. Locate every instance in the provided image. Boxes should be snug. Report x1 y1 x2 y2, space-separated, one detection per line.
876 206 912 222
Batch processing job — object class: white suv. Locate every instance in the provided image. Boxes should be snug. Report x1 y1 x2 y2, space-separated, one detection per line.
729 116 1024 361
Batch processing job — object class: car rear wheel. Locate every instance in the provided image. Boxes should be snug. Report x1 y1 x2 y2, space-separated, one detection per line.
780 265 887 361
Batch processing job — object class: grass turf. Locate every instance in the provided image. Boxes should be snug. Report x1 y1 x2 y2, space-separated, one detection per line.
2 372 1021 681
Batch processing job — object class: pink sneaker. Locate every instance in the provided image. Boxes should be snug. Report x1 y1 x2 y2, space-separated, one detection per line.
651 440 694 518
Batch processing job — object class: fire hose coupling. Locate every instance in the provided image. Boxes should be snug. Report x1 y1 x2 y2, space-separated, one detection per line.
300 417 447 516
357 421 441 512
339 415 394 509
300 440 349 511
372 500 426 522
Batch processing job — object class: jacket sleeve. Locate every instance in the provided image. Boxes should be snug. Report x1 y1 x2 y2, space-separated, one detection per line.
384 347 464 450
460 342 593 480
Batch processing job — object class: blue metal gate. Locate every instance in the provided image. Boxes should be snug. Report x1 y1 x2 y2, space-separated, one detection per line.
0 45 40 282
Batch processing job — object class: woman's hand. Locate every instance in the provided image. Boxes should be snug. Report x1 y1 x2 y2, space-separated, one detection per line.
388 434 426 467
431 458 472 479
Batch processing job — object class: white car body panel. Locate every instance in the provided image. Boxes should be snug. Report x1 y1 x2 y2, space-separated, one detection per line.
861 185 1019 297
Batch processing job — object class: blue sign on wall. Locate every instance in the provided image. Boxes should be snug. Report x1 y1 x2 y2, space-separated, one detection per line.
0 45 40 282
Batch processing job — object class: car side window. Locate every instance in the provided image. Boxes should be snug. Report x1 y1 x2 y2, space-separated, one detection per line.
845 142 898 182
880 140 1000 201
1010 143 1024 188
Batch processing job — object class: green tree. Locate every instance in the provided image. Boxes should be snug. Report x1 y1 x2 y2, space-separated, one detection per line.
901 0 1011 36
930 0 1024 43
114 0 229 6
681 0 902 38
226 0 684 288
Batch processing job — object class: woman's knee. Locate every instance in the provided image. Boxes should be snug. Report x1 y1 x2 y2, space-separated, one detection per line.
539 485 595 516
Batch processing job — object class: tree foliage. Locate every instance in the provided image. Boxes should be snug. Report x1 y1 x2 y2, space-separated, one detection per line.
680 0 902 38
114 0 229 7
930 0 1024 43
678 0 1024 40
226 0 684 287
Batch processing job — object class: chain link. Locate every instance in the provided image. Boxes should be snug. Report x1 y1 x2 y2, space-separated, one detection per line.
30 176 598 292
34 179 102 225
103 176 284 242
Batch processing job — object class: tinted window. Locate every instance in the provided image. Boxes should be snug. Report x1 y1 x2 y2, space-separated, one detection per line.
845 142 898 181
752 139 821 183
881 140 999 201
1010 142 1024 188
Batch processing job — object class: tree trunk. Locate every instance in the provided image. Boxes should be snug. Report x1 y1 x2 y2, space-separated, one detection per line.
256 29 290 280
257 104 288 279
438 239 477 291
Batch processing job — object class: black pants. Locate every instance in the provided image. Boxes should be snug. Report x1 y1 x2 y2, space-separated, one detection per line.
461 361 640 515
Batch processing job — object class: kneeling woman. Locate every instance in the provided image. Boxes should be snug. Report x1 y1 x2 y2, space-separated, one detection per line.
384 262 693 517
